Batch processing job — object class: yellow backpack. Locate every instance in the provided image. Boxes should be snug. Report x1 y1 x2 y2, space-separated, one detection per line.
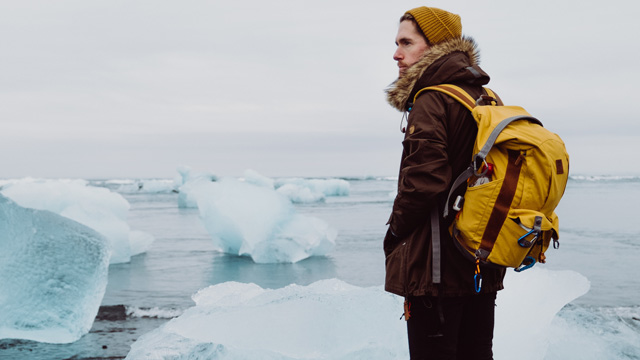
416 84 569 292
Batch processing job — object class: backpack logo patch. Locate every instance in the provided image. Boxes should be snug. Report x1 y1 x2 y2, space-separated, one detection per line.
556 159 564 175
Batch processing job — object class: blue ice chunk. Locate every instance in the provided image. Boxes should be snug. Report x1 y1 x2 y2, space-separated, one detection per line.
0 195 110 343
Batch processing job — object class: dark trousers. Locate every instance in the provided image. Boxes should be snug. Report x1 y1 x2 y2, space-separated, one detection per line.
406 292 497 360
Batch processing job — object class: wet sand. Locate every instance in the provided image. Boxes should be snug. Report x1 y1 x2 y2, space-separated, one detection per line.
0 306 170 360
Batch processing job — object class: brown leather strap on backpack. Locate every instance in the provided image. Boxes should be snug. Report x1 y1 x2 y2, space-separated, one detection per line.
477 150 523 257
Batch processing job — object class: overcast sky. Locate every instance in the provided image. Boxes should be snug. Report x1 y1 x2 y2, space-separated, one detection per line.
1 0 638 179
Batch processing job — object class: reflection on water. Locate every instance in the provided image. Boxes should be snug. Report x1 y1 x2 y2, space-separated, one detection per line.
206 253 337 289
104 241 338 310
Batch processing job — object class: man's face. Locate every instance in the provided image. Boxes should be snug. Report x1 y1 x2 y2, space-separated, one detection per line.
393 20 430 77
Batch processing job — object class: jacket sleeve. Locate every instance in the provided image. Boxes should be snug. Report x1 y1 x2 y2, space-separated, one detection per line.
388 92 452 237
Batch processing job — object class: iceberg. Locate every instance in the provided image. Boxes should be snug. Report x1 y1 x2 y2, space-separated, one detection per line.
0 178 154 264
125 279 407 359
0 195 110 343
175 165 218 186
125 269 589 359
245 170 350 204
105 179 177 194
243 168 275 189
275 177 350 197
177 177 213 209
129 230 156 257
194 177 336 263
176 168 350 206
175 166 218 208
494 268 590 360
274 177 350 203
275 183 326 203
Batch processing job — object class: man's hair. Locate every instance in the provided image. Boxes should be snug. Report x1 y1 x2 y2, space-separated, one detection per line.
399 13 431 46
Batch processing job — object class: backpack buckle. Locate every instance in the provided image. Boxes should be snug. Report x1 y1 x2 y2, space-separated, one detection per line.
476 94 497 106
452 195 465 211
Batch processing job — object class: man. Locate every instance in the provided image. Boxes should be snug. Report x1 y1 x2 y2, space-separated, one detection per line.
383 7 506 359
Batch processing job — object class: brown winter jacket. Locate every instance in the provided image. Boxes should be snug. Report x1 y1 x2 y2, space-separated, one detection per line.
384 36 506 297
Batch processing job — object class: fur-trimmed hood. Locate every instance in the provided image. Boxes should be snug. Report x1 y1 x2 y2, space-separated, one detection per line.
386 36 489 111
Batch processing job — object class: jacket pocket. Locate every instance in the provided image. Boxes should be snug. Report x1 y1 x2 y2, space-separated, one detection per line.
385 239 407 295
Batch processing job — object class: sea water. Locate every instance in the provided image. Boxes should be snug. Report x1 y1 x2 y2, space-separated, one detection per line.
1 176 639 359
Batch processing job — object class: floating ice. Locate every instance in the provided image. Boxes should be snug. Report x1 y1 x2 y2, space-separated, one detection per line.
275 178 350 197
276 183 325 203
105 179 177 194
176 168 350 206
129 230 155 257
177 178 213 209
0 179 154 264
274 177 350 203
175 165 218 186
0 195 110 344
125 269 589 359
194 177 336 263
243 169 275 189
125 279 406 359
545 305 640 359
494 268 590 359
175 166 218 208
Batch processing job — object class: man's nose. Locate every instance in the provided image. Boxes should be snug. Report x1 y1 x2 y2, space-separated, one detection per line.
393 48 403 61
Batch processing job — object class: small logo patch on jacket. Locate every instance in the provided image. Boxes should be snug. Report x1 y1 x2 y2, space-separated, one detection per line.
409 125 415 134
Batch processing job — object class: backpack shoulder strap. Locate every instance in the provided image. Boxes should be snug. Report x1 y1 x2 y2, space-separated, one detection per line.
413 84 503 111
413 84 476 111
414 84 476 285
484 87 504 105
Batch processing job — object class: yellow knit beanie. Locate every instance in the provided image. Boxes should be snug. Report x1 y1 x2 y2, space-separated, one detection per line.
405 6 462 44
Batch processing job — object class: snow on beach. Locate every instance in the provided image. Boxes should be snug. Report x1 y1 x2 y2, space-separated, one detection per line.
126 269 589 360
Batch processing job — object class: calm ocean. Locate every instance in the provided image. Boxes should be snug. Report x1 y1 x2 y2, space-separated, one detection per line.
1 176 639 359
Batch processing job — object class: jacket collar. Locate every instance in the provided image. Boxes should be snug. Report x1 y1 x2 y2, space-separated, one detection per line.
386 36 482 111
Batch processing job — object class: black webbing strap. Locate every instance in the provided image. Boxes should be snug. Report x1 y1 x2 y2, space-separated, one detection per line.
430 206 441 284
